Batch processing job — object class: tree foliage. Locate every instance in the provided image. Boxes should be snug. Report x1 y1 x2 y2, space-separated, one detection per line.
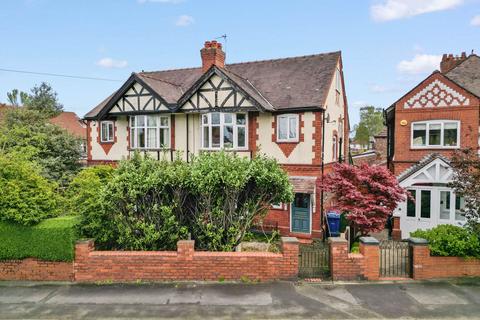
450 148 480 235
322 163 406 236
0 107 82 186
353 106 384 147
75 152 293 251
0 154 61 225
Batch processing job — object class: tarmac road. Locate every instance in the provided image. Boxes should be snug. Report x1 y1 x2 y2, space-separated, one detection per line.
1 279 480 319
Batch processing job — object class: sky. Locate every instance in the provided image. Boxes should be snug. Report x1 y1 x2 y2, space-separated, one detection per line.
0 0 479 126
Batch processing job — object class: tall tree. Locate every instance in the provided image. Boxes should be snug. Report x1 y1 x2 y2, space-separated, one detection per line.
354 106 384 146
6 89 29 107
24 82 63 117
0 107 82 186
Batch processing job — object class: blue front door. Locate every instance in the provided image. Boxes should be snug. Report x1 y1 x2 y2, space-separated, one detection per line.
291 193 311 233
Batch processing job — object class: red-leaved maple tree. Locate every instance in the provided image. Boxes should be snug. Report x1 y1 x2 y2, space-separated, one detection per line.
322 163 406 236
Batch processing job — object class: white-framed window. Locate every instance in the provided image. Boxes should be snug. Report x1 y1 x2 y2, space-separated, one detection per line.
100 121 114 143
129 115 170 149
277 114 299 142
201 112 247 150
335 68 342 92
411 120 460 148
332 135 338 161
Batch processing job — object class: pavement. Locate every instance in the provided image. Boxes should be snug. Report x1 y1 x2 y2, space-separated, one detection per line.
1 279 480 319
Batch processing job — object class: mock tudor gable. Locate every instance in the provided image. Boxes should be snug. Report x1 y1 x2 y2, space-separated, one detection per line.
108 81 169 115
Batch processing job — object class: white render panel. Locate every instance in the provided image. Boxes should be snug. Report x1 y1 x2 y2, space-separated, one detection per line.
89 117 129 161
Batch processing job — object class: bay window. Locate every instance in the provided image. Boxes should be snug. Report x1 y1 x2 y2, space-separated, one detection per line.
130 115 170 149
100 121 114 143
277 114 299 142
201 112 247 149
411 121 459 148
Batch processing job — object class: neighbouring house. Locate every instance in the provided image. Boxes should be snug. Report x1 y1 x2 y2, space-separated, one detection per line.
84 40 350 239
50 111 88 158
351 128 387 166
385 52 480 239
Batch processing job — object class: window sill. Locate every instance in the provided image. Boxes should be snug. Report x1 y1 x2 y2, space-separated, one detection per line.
276 140 300 144
100 141 115 144
128 148 172 151
410 146 459 150
200 148 250 152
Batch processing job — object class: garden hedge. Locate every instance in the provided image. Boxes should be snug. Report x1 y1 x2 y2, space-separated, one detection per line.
0 215 78 261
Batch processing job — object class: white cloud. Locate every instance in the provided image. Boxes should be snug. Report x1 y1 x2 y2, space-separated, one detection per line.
397 54 442 75
137 0 184 4
96 58 128 69
370 85 389 93
175 14 194 27
471 15 480 26
371 0 463 22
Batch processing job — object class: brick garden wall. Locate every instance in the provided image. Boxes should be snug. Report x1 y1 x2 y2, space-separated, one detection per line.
74 237 299 282
328 237 380 281
410 241 480 280
0 259 73 281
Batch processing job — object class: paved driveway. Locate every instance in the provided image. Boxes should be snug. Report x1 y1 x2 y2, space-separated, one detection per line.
1 280 479 319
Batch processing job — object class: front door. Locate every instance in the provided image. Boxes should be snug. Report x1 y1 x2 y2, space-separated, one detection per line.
291 193 311 234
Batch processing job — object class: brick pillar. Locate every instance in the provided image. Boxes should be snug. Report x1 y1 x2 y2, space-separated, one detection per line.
359 236 380 280
392 216 402 241
281 237 300 279
328 237 349 281
177 240 195 260
408 237 429 280
74 239 95 281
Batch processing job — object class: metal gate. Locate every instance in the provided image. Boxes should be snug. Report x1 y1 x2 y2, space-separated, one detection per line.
298 242 330 278
379 240 411 278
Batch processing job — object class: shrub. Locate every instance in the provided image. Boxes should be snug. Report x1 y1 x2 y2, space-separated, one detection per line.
0 216 79 261
0 154 60 225
187 152 293 251
411 225 480 258
65 165 116 248
99 154 189 250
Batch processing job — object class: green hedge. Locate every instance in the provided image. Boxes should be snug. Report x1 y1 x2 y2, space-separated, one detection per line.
411 224 480 258
0 216 79 261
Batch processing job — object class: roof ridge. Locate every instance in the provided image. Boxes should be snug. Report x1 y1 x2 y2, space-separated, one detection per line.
225 51 341 67
137 51 341 74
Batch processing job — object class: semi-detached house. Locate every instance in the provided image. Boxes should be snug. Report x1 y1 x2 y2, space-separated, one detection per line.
84 40 349 240
386 53 480 239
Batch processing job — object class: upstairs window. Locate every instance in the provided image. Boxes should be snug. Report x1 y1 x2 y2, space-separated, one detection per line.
130 115 170 149
100 121 114 143
201 112 247 150
277 114 299 142
411 121 459 148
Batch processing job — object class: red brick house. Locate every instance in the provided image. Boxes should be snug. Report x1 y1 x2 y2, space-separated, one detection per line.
386 52 480 239
83 40 350 239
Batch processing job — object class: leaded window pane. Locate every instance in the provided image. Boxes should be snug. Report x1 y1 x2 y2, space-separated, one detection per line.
211 112 220 125
237 114 246 125
212 126 221 148
278 117 288 140
238 127 246 147
289 117 297 139
146 128 157 148
224 125 233 149
413 124 426 146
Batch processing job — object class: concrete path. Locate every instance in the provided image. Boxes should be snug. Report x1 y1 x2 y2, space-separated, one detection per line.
1 280 480 319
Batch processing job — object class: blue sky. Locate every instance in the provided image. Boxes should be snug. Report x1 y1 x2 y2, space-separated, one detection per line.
0 0 479 126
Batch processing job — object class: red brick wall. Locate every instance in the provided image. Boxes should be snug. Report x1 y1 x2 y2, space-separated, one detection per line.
0 259 73 281
411 243 480 280
329 238 379 281
392 72 480 175
74 238 299 282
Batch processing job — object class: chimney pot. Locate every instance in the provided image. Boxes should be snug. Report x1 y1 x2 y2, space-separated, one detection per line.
440 52 468 73
200 39 226 72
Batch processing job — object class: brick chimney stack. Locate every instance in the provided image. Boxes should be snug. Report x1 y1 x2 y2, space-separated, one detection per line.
440 52 467 73
200 40 225 72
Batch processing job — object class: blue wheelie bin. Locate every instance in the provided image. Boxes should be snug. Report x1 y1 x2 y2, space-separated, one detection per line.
326 211 341 237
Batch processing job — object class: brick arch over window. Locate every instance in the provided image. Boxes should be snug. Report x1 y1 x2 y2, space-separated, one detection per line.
271 113 304 157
